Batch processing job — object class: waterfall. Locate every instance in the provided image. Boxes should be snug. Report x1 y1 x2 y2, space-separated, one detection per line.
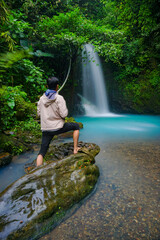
82 44 111 116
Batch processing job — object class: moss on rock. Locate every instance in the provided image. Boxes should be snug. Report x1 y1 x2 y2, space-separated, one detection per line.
0 142 100 240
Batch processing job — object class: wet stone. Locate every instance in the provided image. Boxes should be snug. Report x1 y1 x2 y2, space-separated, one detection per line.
0 142 100 240
0 152 12 167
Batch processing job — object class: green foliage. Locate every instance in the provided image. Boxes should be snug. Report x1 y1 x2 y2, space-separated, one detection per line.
13 117 41 142
115 0 157 37
0 0 15 52
1 0 160 117
8 10 33 42
71 0 106 21
16 118 40 132
0 31 15 52
65 117 76 123
5 141 24 155
0 57 46 101
37 8 87 47
0 50 30 70
100 0 160 113
0 117 41 155
0 85 36 131
36 8 126 64
99 0 119 28
0 135 25 155
0 0 8 23
115 65 160 114
19 59 45 101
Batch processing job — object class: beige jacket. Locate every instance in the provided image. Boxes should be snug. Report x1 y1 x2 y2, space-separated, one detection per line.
37 92 68 131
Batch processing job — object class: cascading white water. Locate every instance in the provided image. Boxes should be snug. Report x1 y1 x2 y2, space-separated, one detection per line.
82 44 110 116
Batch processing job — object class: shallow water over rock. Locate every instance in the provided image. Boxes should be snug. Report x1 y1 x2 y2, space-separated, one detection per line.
0 150 39 192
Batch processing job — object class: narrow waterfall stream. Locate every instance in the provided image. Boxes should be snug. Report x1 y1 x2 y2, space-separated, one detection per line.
82 44 112 116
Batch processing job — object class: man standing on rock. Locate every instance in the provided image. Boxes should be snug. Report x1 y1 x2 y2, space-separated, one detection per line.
36 76 80 166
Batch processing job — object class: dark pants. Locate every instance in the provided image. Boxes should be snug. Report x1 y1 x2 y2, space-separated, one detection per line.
38 122 80 157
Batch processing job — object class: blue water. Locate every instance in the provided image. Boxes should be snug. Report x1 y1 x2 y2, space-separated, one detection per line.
0 114 160 239
0 114 160 193
75 114 160 144
0 150 39 192
40 114 160 240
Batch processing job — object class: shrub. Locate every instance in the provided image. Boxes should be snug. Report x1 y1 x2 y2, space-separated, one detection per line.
0 85 36 131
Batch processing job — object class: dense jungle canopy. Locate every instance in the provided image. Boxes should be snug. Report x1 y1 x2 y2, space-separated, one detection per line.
0 0 160 135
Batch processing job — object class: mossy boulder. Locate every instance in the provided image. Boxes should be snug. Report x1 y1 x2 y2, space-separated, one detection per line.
0 142 100 240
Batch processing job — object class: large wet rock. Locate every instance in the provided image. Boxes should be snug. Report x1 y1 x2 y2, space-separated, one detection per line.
0 142 100 240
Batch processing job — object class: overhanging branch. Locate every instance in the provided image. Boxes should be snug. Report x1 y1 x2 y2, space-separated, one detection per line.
58 48 72 93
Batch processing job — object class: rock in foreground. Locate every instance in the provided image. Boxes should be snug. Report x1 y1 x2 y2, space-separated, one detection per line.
0 142 100 240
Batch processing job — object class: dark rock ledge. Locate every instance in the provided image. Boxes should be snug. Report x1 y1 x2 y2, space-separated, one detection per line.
0 151 12 167
0 142 100 240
